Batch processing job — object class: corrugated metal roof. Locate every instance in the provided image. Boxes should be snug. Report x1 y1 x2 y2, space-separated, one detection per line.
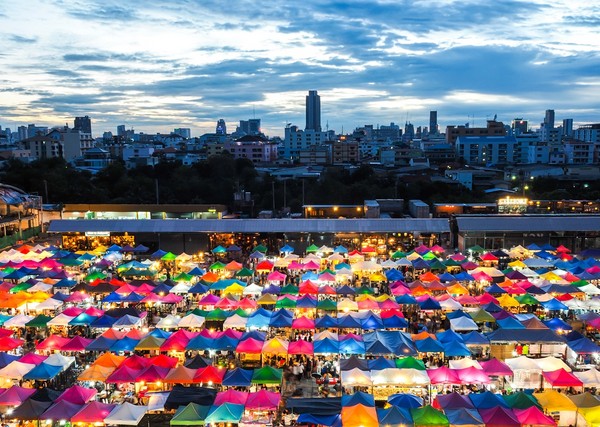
456 215 600 232
48 218 450 234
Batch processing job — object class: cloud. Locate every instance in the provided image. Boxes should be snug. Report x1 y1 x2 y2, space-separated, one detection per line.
0 0 599 136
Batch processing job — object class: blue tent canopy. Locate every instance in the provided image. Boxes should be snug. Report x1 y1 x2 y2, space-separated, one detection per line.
568 337 600 354
279 244 295 253
69 313 98 326
314 338 340 354
445 408 484 426
416 337 445 353
418 297 441 310
462 331 490 345
0 352 19 368
396 294 417 305
437 329 465 343
338 338 365 355
298 413 341 427
296 296 317 309
269 312 293 328
543 318 573 331
437 392 475 409
336 285 356 295
222 368 253 387
109 337 140 352
241 330 267 341
86 336 116 351
337 314 363 329
388 393 423 409
90 315 117 328
188 283 209 294
497 317 526 329
23 363 62 380
342 391 375 407
101 292 124 303
367 357 395 370
363 331 416 356
486 283 507 294
316 315 339 328
360 313 384 330
442 340 471 357
382 315 408 329
469 391 509 409
377 406 414 426
149 328 172 339
540 298 569 311
386 269 405 281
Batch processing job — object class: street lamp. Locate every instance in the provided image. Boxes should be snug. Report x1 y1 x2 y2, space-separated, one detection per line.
523 184 529 196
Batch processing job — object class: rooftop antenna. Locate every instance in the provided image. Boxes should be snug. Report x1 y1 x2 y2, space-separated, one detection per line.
326 120 329 132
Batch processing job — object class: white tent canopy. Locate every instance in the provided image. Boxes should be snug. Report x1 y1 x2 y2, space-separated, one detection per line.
574 368 600 388
177 314 205 329
450 358 483 370
47 313 75 326
105 402 148 426
450 316 478 331
341 367 372 387
155 314 180 329
0 361 35 380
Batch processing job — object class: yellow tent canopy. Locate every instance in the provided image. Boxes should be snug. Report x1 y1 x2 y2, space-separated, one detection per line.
533 390 577 412
497 294 520 308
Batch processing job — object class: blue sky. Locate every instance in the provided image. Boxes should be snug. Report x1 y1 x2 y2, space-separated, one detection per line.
1 0 599 137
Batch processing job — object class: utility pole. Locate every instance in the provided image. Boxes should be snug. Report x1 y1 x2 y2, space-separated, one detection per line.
272 181 275 214
155 179 160 204
43 180 49 203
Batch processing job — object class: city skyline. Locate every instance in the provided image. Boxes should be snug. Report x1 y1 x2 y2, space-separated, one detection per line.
1 0 599 137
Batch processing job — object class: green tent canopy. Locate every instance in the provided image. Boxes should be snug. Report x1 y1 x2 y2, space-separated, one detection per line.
9 282 33 293
515 294 539 306
428 259 446 270
173 272 193 282
443 259 463 267
411 405 449 427
253 244 268 253
26 314 52 328
469 309 496 323
391 251 406 260
251 365 283 384
58 258 84 267
205 308 230 321
468 245 485 253
170 403 210 426
280 284 299 295
317 299 337 311
422 252 437 261
395 356 426 370
161 252 178 261
84 271 107 281
275 297 296 309
305 244 320 253
235 268 254 278
209 262 226 271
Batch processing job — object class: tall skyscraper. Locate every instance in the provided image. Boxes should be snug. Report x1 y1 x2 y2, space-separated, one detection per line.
544 109 555 129
216 119 227 135
74 115 92 134
429 111 438 135
305 90 321 132
562 118 573 137
117 125 126 137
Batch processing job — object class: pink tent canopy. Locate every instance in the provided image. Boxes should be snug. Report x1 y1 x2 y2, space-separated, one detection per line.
84 306 105 316
267 271 287 282
137 365 171 382
61 336 93 351
19 353 47 364
357 299 379 310
223 329 243 339
56 385 97 405
318 272 336 282
245 389 281 410
480 358 513 376
479 407 520 427
287 261 304 271
291 317 315 330
71 401 116 423
121 354 152 370
199 294 221 306
36 334 70 351
238 297 257 309
543 369 584 388
0 386 36 406
304 261 321 270
378 299 400 310
214 389 249 406
514 407 557 426
427 367 461 384
456 367 491 384
318 285 337 295
161 293 183 304
477 293 499 304
106 365 143 383
288 340 314 355
236 337 264 354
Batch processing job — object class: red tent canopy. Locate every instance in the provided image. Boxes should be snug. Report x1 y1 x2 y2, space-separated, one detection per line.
543 369 583 388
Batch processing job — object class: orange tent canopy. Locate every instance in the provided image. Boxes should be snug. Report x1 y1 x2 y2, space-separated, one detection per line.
341 404 378 427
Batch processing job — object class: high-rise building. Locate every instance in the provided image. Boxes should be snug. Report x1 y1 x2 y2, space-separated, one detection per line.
562 118 573 138
27 124 48 138
238 119 261 136
74 115 92 134
512 118 528 135
174 128 191 139
117 125 126 137
17 126 27 142
216 119 227 135
305 90 321 131
429 111 438 135
544 109 555 129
